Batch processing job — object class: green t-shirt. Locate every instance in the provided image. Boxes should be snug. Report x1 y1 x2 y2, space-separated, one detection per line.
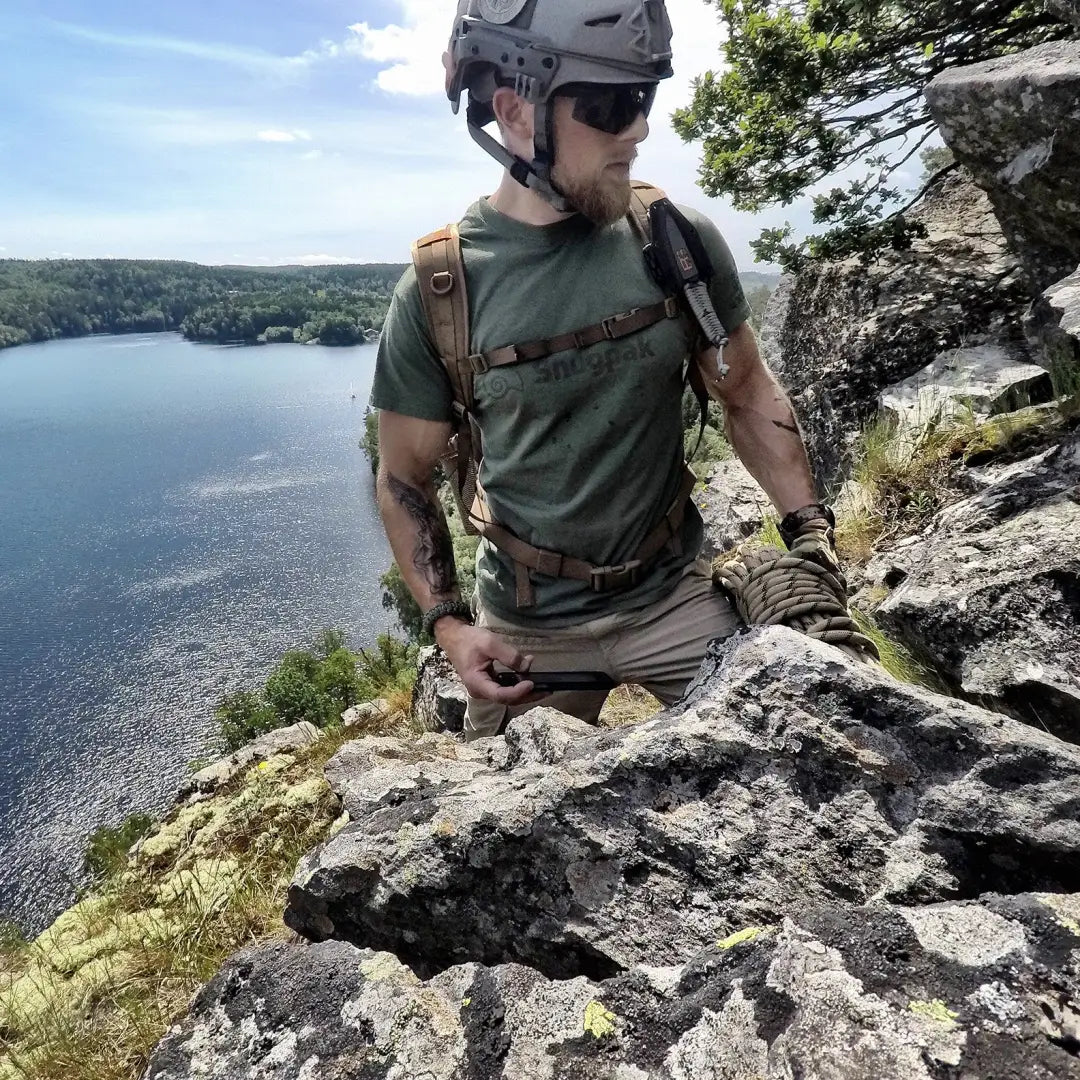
371 196 751 626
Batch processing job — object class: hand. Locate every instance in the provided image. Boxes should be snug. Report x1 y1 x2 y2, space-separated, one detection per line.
787 519 846 584
434 618 539 705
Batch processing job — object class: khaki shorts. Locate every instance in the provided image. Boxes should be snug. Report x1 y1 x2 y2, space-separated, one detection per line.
464 558 740 741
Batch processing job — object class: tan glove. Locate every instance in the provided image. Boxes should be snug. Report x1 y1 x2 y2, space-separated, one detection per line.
786 520 846 588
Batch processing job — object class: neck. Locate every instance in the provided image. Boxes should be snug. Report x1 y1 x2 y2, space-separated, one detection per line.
488 169 574 226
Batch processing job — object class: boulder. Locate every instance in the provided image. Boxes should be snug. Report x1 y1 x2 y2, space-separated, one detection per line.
340 698 390 728
1047 0 1080 29
176 722 321 805
924 41 1080 292
764 173 1030 488
143 893 1080 1079
879 343 1053 436
873 432 1080 739
284 627 1080 983
1027 265 1080 392
412 645 468 732
696 456 770 558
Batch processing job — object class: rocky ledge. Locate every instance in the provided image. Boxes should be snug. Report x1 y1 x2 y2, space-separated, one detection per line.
144 627 1080 1078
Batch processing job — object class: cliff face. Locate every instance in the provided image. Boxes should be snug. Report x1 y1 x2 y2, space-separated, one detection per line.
147 630 1080 1078
6 29 1080 1080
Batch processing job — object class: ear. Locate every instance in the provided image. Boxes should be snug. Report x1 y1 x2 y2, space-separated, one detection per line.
491 86 534 142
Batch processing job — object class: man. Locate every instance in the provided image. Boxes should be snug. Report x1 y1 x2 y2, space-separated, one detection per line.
372 0 832 740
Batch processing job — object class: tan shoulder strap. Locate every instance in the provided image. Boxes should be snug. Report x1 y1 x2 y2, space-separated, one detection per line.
628 180 667 241
411 223 474 412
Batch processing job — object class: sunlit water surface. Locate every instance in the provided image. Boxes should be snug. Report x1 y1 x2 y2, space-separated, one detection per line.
0 333 393 932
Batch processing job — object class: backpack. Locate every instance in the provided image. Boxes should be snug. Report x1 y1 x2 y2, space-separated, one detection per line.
410 181 710 608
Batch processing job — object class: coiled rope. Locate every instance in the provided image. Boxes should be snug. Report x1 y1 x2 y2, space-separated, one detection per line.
714 545 880 664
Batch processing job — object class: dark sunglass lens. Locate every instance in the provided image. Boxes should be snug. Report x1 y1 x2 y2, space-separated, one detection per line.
570 83 655 134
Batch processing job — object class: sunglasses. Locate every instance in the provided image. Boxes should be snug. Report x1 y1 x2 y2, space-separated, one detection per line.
560 82 657 135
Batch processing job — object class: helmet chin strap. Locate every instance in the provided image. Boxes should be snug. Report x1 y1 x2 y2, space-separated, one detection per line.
465 98 576 214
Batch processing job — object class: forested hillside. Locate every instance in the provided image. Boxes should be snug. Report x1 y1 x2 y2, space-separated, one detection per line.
0 258 780 353
0 259 406 350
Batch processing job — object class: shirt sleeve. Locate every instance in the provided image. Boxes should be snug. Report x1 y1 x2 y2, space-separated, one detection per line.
369 263 455 423
677 205 753 334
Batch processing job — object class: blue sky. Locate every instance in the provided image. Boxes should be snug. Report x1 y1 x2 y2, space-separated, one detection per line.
0 0 821 270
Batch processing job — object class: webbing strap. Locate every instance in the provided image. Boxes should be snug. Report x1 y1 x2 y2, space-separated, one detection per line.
413 226 480 533
629 180 667 239
470 465 697 608
469 297 680 373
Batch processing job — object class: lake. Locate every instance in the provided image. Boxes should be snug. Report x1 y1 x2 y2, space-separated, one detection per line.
0 333 393 934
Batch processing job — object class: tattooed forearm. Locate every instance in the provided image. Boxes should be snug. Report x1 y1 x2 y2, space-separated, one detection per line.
387 474 458 597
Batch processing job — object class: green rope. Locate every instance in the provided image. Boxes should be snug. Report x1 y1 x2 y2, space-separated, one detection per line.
714 545 880 664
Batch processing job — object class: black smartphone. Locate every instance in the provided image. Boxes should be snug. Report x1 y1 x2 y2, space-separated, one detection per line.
494 670 617 693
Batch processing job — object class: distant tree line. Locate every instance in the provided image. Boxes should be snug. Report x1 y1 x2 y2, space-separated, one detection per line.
0 258 406 351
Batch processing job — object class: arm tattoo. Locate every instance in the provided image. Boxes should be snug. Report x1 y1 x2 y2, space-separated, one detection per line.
387 474 458 598
771 419 800 435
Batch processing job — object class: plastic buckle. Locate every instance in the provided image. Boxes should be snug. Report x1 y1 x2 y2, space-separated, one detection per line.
468 353 490 374
591 560 643 592
602 309 637 340
663 297 680 318
431 271 454 295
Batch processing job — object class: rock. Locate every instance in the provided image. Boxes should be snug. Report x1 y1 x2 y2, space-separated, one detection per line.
696 456 770 557
413 645 468 732
924 41 1080 292
284 627 1080 984
143 893 1080 1079
930 430 1080 533
873 450 1080 738
879 343 1053 436
1047 0 1080 28
176 722 321 804
766 172 1029 487
1027 265 1080 392
341 698 390 728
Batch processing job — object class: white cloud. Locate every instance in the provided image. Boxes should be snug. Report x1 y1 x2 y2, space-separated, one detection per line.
257 129 313 143
345 0 450 95
48 20 311 77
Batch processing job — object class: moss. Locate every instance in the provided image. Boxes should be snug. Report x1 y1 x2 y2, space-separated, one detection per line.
137 803 215 863
908 999 960 1026
583 1000 619 1039
1036 893 1080 937
716 926 770 950
154 859 245 915
359 952 416 986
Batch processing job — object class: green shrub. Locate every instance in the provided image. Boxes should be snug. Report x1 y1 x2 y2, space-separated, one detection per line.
356 634 420 701
264 651 333 727
216 689 280 752
362 408 380 474
84 812 155 880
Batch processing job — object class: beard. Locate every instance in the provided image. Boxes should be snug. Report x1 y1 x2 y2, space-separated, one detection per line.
552 163 633 226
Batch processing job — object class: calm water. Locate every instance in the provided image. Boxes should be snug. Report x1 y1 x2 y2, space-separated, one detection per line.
0 333 393 933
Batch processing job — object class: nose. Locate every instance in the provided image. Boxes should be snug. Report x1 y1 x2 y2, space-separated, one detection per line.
624 107 649 145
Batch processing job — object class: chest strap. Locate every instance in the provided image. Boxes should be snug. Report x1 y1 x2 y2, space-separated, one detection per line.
470 465 697 608
467 297 680 374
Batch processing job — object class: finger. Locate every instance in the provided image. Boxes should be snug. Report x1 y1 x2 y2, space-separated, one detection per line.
484 635 530 672
470 669 535 705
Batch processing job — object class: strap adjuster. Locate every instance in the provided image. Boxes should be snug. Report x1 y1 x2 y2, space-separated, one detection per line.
431 271 454 295
468 353 489 374
602 308 638 340
591 560 644 593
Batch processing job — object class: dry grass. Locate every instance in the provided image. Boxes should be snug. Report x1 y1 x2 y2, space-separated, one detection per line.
0 730 357 1080
834 401 1062 567
598 684 663 728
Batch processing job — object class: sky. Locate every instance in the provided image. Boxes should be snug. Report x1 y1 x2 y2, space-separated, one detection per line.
0 0 823 271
